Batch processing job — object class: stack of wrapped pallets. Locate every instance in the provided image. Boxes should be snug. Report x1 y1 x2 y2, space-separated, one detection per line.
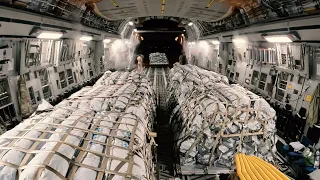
0 71 156 180
167 64 277 171
149 53 169 65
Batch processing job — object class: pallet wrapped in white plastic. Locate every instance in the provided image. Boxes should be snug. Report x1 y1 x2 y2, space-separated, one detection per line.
149 52 169 65
168 64 276 171
0 72 156 180
94 71 149 87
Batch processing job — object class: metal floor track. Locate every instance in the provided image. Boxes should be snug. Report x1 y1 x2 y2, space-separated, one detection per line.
146 67 229 180
146 67 175 179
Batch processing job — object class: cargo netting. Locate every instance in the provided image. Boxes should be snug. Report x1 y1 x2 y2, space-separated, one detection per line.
167 64 277 172
0 71 156 180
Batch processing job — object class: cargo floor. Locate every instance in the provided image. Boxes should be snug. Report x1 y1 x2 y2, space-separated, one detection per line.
147 67 230 180
146 67 175 179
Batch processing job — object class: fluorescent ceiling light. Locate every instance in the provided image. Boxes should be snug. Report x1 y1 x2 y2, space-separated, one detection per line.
103 39 111 43
264 36 293 43
37 31 63 39
262 32 300 43
212 40 220 45
80 36 93 41
128 21 134 26
232 38 246 44
188 22 193 26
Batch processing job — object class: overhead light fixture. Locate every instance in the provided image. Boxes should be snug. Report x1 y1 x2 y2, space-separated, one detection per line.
175 37 178 41
133 29 137 32
183 30 186 32
264 36 293 43
232 38 247 44
188 22 193 26
192 42 196 45
211 40 220 45
128 21 134 26
103 39 111 43
261 32 300 43
80 35 93 41
37 31 63 39
141 36 144 41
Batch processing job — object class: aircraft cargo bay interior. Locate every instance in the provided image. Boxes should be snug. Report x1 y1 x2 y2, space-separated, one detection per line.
0 0 320 180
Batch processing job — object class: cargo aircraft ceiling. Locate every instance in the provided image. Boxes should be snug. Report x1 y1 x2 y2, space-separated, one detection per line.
2 0 320 39
94 0 233 22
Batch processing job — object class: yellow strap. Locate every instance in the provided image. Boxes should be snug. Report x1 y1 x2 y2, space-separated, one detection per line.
251 156 290 180
235 154 246 180
243 155 264 180
235 154 289 180
241 154 258 180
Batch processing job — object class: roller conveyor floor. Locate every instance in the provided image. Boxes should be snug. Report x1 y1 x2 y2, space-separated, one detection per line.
146 67 175 179
146 67 234 180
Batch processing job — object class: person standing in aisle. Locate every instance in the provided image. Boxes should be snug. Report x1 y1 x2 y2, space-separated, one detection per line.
179 51 187 65
136 54 145 73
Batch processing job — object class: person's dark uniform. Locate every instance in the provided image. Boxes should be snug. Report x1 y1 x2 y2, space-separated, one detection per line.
179 52 187 65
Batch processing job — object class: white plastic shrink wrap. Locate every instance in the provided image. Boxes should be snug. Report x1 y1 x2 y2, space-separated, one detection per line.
167 64 276 169
149 52 169 65
94 71 150 87
0 72 156 180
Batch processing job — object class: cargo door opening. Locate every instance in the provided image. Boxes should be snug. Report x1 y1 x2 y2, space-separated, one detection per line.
133 19 186 178
133 19 186 68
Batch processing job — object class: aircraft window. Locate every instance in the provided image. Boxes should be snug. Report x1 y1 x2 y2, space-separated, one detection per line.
59 72 67 89
28 87 36 105
67 69 74 85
